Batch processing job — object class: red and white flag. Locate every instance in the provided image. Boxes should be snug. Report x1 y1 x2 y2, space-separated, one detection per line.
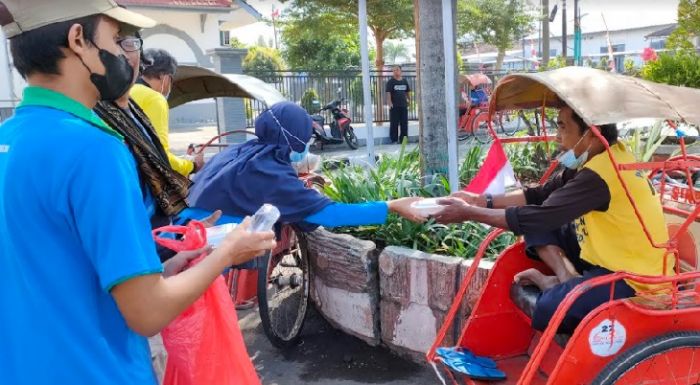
464 140 517 195
271 7 280 19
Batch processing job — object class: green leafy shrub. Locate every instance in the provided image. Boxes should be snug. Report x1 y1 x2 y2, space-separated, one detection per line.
300 89 319 113
242 46 284 82
641 51 700 88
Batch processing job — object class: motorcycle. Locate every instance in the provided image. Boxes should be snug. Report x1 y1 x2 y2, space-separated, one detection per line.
309 88 359 150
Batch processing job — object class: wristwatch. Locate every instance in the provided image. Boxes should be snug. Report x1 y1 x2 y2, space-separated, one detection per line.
485 193 494 209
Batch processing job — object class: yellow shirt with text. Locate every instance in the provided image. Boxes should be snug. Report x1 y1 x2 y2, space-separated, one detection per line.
576 142 672 292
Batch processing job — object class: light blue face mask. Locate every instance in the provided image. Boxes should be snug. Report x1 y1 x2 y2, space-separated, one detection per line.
557 131 591 170
290 142 310 163
267 109 311 163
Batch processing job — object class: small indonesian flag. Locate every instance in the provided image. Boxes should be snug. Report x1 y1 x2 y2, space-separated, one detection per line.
464 140 517 195
271 7 280 19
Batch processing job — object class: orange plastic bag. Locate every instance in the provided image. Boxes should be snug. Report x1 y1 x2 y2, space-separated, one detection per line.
153 222 261 385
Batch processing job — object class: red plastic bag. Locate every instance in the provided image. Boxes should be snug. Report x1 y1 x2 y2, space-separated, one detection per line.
153 221 261 385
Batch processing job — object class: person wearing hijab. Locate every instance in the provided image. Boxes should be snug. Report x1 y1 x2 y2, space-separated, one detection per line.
187 101 424 229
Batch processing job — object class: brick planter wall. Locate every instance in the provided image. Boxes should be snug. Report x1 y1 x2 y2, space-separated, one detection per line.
305 229 494 361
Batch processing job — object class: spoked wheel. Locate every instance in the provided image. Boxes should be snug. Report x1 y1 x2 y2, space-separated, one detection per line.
457 114 471 141
343 125 359 149
497 110 521 136
592 331 700 385
257 227 311 348
472 111 494 144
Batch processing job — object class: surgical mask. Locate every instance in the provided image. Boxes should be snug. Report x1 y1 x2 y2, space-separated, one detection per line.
267 109 312 163
290 142 310 163
557 131 591 170
160 75 172 99
78 42 134 101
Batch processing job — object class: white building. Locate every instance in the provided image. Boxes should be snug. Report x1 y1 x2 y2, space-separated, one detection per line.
1 0 262 122
523 23 680 71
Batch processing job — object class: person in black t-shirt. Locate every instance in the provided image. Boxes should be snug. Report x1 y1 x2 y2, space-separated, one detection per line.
385 65 411 144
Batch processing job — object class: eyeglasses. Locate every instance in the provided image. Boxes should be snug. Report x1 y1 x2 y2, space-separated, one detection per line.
117 37 143 53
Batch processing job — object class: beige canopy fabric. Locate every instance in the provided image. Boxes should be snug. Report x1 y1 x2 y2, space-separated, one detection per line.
459 73 492 88
168 65 286 109
490 66 700 127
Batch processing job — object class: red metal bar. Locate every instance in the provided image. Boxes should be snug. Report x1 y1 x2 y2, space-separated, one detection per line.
590 126 667 250
426 228 506 362
498 136 556 144
618 160 700 171
519 270 700 385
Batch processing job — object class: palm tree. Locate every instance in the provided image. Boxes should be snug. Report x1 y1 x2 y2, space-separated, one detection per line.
383 41 409 64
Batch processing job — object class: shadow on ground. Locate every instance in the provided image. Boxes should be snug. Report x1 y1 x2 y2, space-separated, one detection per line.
239 307 437 385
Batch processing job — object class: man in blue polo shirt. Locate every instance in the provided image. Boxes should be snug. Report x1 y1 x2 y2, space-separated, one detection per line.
0 1 276 384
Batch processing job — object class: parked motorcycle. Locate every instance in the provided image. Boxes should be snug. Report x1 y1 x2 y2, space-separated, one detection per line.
309 88 359 150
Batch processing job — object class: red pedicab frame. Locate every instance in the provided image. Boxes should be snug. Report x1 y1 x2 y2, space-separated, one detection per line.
428 67 700 385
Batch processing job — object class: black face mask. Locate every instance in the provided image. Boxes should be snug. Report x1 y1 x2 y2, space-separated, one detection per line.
78 43 134 101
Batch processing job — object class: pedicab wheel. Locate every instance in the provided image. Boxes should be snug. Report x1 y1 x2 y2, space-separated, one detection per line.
498 110 521 136
257 227 311 349
343 125 359 149
591 331 700 385
473 111 493 144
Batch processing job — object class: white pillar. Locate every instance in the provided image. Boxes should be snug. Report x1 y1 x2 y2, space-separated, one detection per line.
441 0 459 193
359 0 375 166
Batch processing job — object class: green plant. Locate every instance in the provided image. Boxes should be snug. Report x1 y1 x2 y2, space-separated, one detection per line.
622 121 668 162
641 51 700 88
229 36 246 49
300 89 319 113
623 57 639 76
320 143 546 259
242 46 285 82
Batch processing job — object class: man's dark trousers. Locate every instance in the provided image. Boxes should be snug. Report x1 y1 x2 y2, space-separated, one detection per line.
390 106 409 143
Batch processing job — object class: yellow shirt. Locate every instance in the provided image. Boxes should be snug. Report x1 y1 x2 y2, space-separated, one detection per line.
577 142 673 292
130 83 194 176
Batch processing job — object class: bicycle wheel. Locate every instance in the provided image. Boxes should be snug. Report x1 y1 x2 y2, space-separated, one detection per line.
258 226 311 348
497 110 521 136
592 331 700 385
472 111 494 144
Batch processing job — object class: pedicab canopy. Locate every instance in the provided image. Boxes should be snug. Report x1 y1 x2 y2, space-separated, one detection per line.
168 65 286 109
459 73 492 88
490 66 700 127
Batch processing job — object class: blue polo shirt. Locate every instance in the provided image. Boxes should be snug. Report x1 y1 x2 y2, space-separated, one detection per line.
0 87 163 384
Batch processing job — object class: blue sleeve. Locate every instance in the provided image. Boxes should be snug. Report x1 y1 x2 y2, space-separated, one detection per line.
304 202 388 227
70 137 163 291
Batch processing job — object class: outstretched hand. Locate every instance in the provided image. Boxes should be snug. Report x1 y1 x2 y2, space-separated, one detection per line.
387 197 428 223
431 197 472 224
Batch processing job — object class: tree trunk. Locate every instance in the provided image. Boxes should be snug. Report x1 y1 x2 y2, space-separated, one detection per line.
375 31 386 124
495 48 506 72
542 0 550 67
415 0 450 180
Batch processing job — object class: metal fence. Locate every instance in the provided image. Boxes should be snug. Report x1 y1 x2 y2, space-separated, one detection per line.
241 69 515 128
242 70 418 127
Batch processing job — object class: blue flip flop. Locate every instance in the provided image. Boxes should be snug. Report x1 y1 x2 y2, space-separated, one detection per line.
436 347 498 369
443 357 507 381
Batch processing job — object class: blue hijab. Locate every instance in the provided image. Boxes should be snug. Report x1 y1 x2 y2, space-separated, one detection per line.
188 101 333 230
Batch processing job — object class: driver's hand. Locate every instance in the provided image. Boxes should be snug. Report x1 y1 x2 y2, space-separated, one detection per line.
450 191 486 207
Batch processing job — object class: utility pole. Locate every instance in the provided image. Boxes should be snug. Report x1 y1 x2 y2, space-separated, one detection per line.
573 0 581 65
562 0 567 63
542 0 550 66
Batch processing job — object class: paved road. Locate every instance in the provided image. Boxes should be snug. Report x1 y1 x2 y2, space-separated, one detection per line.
239 307 438 385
